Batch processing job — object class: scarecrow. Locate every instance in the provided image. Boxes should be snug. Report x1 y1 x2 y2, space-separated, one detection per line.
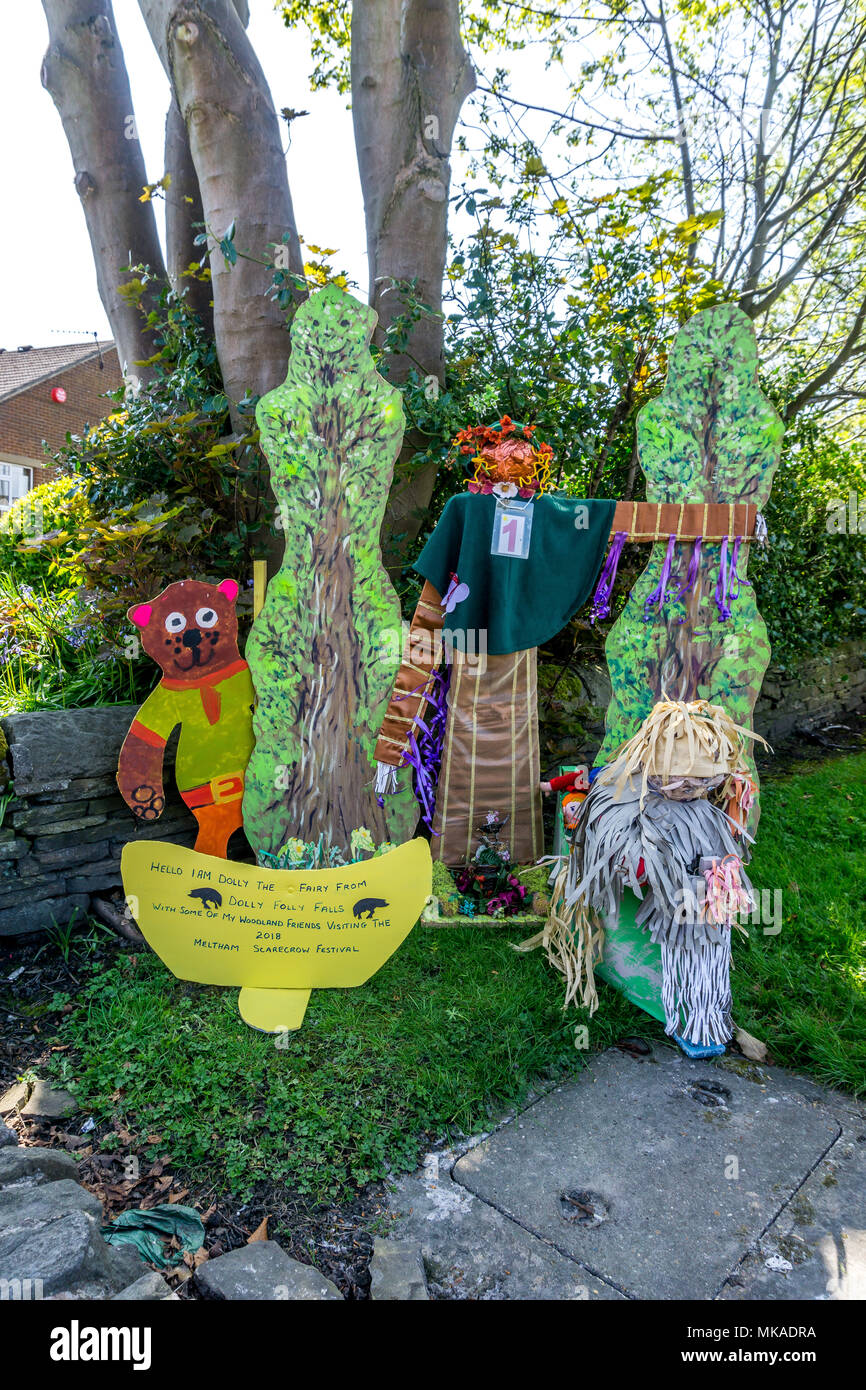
374 418 616 866
520 697 767 1054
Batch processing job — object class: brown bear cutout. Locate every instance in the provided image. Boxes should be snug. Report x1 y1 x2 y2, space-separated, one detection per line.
117 579 255 858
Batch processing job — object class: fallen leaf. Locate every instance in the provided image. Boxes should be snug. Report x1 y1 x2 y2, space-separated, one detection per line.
247 1216 268 1243
168 1189 189 1203
735 1027 768 1062
192 1248 209 1267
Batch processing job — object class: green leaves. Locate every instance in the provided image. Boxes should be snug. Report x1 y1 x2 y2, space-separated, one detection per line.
217 220 237 266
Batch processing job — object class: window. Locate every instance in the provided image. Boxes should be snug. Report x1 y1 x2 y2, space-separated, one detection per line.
0 460 33 511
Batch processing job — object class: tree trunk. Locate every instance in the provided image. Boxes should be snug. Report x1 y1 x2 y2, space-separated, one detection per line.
242 287 408 860
41 0 168 385
163 97 213 335
139 0 304 425
352 0 475 561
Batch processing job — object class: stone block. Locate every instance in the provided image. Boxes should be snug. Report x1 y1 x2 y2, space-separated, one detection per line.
31 776 119 804
32 819 110 850
1 706 139 790
0 895 89 939
21 1082 78 1120
0 1209 113 1297
0 1147 80 1184
0 883 68 912
369 1238 429 1300
10 803 90 832
195 1241 342 1301
111 1271 172 1301
0 1179 101 1227
27 841 109 871
117 816 195 843
66 861 123 894
86 795 127 816
0 840 32 862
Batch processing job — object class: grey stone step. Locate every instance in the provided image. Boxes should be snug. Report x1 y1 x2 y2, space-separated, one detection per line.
388 1149 624 1300
717 1074 866 1300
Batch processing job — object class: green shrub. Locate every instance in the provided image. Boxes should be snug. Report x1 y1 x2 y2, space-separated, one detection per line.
751 419 866 667
0 477 92 589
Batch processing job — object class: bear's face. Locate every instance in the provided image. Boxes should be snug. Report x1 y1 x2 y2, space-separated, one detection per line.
128 579 242 680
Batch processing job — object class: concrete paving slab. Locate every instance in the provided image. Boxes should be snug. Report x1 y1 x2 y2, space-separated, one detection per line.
452 1044 842 1300
718 1081 866 1301
388 1148 625 1299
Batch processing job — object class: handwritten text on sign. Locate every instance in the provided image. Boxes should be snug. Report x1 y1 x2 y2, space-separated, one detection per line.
121 837 432 990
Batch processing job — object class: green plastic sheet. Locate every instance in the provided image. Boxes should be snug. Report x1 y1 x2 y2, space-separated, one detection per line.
102 1204 205 1268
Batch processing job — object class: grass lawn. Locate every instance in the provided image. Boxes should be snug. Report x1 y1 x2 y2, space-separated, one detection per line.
45 751 865 1204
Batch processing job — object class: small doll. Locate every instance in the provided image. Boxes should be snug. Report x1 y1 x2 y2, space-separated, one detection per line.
540 766 589 826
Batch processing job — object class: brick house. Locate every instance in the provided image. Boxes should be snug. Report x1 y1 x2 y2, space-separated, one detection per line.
0 341 122 510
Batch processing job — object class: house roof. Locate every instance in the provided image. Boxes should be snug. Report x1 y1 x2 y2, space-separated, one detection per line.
0 341 115 403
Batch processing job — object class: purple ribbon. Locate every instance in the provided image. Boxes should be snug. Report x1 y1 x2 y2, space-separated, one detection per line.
590 530 627 624
678 535 702 599
392 664 451 833
643 533 676 621
714 535 742 621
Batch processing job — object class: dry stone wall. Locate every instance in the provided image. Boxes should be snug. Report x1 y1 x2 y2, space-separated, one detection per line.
0 706 197 938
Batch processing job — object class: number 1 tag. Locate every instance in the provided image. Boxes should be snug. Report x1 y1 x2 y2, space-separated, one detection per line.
491 499 534 559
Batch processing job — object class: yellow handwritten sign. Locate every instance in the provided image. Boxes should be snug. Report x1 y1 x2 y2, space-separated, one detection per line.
121 837 432 1031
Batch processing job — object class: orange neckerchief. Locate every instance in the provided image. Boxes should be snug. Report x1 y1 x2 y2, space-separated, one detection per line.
159 658 248 727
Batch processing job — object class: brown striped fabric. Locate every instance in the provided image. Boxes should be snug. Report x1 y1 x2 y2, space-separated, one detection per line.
374 581 445 768
433 647 544 867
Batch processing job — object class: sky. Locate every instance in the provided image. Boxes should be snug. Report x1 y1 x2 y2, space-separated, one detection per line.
1 3 585 354
0 1 371 349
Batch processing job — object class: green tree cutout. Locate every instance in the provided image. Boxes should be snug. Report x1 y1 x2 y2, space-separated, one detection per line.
598 305 784 818
242 285 419 858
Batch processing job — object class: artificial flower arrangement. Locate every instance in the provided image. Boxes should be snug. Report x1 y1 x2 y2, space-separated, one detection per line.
450 415 553 497
453 811 531 918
